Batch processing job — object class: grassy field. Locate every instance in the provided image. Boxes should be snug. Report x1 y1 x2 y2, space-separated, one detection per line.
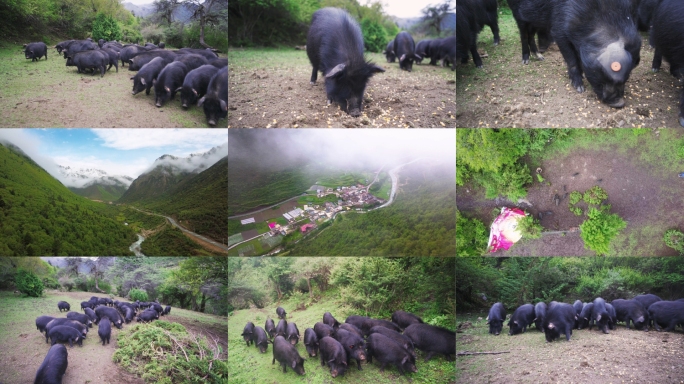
0 42 224 127
457 309 684 383
0 290 227 383
228 296 456 383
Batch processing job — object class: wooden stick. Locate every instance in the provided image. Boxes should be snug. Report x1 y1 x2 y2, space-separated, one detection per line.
457 351 510 356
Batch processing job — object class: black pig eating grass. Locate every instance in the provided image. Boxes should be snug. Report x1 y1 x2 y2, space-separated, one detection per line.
306 7 385 117
34 344 68 384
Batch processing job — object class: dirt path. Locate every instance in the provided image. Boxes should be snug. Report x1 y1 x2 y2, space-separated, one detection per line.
458 315 684 383
457 147 683 256
228 49 456 128
456 14 683 128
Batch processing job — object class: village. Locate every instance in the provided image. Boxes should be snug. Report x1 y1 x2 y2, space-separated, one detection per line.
263 183 386 238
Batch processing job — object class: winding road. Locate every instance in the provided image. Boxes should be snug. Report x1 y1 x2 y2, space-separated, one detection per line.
372 158 421 210
129 206 229 252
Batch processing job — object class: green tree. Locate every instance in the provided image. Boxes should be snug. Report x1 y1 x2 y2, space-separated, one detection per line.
15 269 44 297
456 210 487 256
129 288 149 301
92 12 123 41
361 18 387 52
579 208 627 256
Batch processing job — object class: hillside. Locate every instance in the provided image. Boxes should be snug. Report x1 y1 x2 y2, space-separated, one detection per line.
118 163 193 204
122 1 197 22
0 143 137 256
140 157 228 242
69 182 129 202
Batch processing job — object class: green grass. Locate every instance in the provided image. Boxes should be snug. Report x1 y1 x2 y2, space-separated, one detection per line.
228 236 265 256
228 295 455 383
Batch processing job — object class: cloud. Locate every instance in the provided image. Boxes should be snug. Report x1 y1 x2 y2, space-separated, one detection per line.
93 129 228 151
0 129 64 181
142 142 228 175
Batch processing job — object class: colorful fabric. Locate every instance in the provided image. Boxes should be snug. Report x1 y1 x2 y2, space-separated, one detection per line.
488 207 526 252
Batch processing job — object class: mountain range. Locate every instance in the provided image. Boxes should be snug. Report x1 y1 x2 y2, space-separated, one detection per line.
59 166 133 202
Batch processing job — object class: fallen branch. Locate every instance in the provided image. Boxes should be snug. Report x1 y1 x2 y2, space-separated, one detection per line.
457 351 510 356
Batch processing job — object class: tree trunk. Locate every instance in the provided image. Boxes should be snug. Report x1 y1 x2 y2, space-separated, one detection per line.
307 277 312 298
94 274 105 293
200 293 207 312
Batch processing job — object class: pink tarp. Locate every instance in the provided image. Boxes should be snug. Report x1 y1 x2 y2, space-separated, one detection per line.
268 222 277 229
488 207 526 252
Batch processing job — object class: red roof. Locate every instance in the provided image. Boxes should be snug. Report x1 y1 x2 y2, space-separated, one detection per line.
300 223 315 233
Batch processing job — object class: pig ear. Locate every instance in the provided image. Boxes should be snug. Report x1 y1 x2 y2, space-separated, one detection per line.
192 88 198 96
400 54 406 61
291 360 298 369
197 96 205 107
140 78 146 85
548 323 555 329
175 87 182 93
597 314 602 322
220 99 227 112
165 86 170 93
401 355 408 365
414 54 422 60
325 63 346 78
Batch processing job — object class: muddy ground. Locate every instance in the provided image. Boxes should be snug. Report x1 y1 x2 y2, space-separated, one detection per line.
456 131 684 256
0 290 227 384
457 311 684 384
228 48 456 128
456 10 684 128
0 43 224 128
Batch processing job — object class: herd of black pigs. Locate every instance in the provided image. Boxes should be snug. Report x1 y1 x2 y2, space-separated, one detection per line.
487 294 684 342
457 0 684 126
240 306 455 378
33 297 171 383
23 39 227 126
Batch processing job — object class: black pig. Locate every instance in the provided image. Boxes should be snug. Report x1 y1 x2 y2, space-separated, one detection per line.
590 298 611 334
391 310 423 329
487 302 506 335
366 333 417 374
265 318 276 338
128 50 177 71
276 306 287 319
611 299 649 330
48 325 83 348
154 61 188 107
242 322 255 346
131 57 166 96
304 328 319 357
34 344 68 384
319 336 347 377
506 0 553 64
456 2 483 68
36 316 55 334
394 32 420 72
508 304 535 335
306 7 385 117
543 302 575 342
369 326 416 358
98 317 111 346
333 329 366 370
648 301 684 332
632 294 662 310
44 319 87 343
272 335 305 375
275 319 288 338
323 312 341 329
179 65 219 108
533 302 547 332
338 323 363 339
66 312 92 328
578 302 594 329
25 42 48 62
67 50 108 77
197 66 227 126
314 322 335 340
253 326 270 353
57 301 70 312
174 53 209 71
403 323 455 362
385 40 396 63
286 322 300 345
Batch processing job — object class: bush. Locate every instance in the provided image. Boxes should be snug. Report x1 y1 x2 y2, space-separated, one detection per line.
141 24 164 44
361 18 387 52
456 210 487 256
15 269 44 297
664 229 684 255
583 186 608 205
129 288 149 302
42 276 60 290
121 24 143 44
92 12 123 41
518 215 542 239
59 276 74 292
113 322 227 383
579 208 627 256
568 191 582 205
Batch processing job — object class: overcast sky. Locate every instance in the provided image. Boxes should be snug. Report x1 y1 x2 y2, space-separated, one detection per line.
383 0 454 18
121 0 154 6
0 129 227 185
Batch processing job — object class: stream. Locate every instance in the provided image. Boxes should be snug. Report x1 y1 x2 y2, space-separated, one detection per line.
129 234 145 256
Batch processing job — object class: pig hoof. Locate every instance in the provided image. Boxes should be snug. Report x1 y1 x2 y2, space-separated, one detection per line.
310 81 315 85
652 67 659 73
536 53 545 60
477 65 484 69
679 115 684 128
522 59 529 65
575 85 585 93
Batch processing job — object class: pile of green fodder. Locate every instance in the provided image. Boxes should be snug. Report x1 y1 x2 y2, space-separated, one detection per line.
113 321 227 383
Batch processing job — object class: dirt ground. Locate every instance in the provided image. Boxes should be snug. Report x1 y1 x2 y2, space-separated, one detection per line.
457 143 682 256
456 11 684 128
0 44 223 128
0 290 226 384
228 49 456 128
457 311 684 384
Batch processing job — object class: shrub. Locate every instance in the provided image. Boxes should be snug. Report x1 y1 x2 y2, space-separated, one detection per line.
92 12 123 41
664 229 684 255
583 186 608 205
570 207 583 216
361 18 387 53
42 276 60 290
113 321 227 383
518 215 542 239
579 207 627 256
568 191 582 205
129 288 149 302
59 276 74 292
141 24 164 44
15 269 44 297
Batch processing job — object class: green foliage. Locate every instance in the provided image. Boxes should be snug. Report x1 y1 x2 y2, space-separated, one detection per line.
140 226 211 256
15 269 43 297
568 191 582 205
456 210 487 256
121 24 143 44
479 162 532 201
42 276 60 289
570 207 583 216
141 23 164 44
129 288 149 302
580 208 627 256
113 321 226 383
0 144 137 255
92 12 122 41
518 215 542 239
664 229 684 255
583 186 608 205
536 173 544 183
361 18 387 52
